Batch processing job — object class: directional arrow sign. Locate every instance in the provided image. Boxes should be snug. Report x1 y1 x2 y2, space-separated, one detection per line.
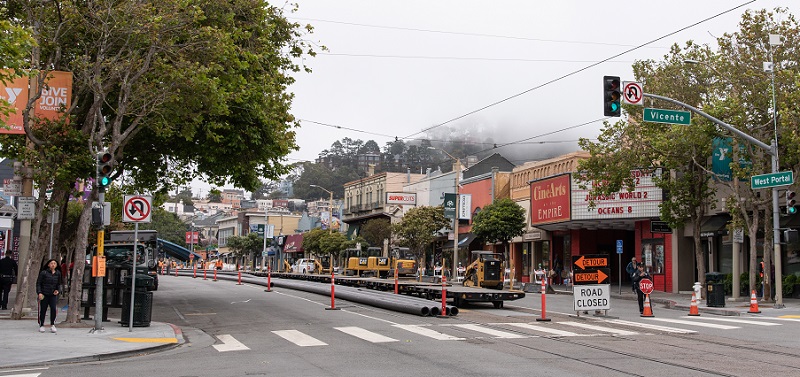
573 268 610 285
572 255 609 270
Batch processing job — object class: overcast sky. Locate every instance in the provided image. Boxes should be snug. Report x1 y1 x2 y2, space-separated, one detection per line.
194 0 791 196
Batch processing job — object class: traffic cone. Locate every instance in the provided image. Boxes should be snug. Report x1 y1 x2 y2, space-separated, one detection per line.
640 294 654 317
748 289 761 314
688 292 700 316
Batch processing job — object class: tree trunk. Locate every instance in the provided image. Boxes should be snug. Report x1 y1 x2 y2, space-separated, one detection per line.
10 185 48 319
693 208 706 289
65 195 93 323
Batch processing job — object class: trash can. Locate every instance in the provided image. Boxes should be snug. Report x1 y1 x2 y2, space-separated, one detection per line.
120 275 154 327
705 272 725 307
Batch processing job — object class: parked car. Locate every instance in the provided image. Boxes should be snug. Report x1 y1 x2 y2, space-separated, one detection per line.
292 259 316 274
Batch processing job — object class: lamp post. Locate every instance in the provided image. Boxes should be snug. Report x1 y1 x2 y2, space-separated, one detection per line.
310 185 334 234
429 147 461 280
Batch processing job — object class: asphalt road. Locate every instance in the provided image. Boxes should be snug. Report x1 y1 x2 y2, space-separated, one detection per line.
17 274 800 377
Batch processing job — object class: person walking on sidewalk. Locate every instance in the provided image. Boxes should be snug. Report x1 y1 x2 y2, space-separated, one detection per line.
631 263 651 314
626 257 638 293
0 253 17 310
36 259 61 333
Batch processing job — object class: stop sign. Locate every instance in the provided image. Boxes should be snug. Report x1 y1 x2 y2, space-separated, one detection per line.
639 278 654 295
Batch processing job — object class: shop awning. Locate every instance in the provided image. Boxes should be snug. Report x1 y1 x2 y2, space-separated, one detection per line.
283 233 304 253
700 215 731 237
442 233 478 251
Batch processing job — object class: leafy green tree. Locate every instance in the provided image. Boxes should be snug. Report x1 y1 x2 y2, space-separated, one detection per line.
319 231 348 267
471 198 526 259
207 188 222 203
361 218 391 248
393 206 451 265
226 232 262 269
302 228 326 257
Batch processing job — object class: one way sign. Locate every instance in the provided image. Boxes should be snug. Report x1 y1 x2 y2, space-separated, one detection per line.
123 195 152 223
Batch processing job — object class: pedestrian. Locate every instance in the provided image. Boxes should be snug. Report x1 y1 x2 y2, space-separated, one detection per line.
0 253 18 310
631 263 651 314
553 256 563 285
36 259 62 333
626 257 638 293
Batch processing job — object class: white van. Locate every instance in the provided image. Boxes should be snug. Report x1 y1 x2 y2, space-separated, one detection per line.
292 259 315 274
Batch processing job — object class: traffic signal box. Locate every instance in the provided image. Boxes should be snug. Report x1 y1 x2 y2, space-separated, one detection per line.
603 76 621 117
786 190 797 215
96 151 113 192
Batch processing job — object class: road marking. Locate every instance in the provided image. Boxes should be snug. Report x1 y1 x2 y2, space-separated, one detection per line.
692 317 780 326
272 330 328 347
643 318 739 330
451 324 527 339
501 323 582 337
778 315 800 319
113 337 178 343
603 319 696 334
393 324 464 340
335 326 398 343
1 374 42 377
559 321 638 336
212 334 251 352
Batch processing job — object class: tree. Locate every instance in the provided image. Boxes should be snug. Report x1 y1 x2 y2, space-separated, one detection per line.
471 198 526 260
361 218 392 248
226 232 262 269
207 188 222 203
393 206 450 267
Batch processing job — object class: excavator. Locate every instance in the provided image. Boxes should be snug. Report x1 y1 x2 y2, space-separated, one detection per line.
462 250 504 289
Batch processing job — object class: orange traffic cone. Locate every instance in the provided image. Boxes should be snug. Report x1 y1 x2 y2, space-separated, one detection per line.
748 289 761 314
688 292 700 316
640 294 654 317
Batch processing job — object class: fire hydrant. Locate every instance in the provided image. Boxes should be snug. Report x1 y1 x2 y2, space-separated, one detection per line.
693 282 703 301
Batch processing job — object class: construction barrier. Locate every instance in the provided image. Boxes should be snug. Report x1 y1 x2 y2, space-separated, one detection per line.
688 292 700 316
237 271 242 285
536 276 551 322
748 289 761 314
193 266 197 279
266 267 272 292
203 268 207 280
439 275 447 317
213 269 217 282
641 294 654 317
326 270 339 310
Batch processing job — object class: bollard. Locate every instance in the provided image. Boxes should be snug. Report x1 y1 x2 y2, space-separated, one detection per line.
326 270 340 310
439 274 447 317
213 268 217 282
203 268 207 280
193 265 197 278
174 267 178 277
394 265 399 295
267 267 273 291
237 270 242 285
536 275 551 322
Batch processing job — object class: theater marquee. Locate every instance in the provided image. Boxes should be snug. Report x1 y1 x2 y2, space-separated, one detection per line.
571 169 663 220
530 174 572 225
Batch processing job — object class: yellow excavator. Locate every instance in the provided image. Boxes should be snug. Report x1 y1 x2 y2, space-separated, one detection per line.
462 251 504 289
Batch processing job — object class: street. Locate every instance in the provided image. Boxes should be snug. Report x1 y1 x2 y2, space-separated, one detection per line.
6 274 800 377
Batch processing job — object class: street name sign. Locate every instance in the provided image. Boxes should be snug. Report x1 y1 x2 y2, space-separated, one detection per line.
750 171 793 189
573 284 611 311
643 108 691 126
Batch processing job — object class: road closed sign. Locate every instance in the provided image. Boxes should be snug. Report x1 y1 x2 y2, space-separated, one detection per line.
573 284 611 311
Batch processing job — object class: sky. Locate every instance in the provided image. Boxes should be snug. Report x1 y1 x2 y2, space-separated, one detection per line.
193 0 791 197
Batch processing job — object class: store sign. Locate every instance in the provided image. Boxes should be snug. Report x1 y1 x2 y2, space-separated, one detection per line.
571 169 662 220
458 194 471 220
386 192 416 205
530 174 571 225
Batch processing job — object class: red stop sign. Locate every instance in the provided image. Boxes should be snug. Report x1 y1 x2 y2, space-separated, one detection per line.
639 278 654 295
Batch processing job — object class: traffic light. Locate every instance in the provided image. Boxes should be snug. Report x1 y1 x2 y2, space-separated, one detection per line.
786 190 797 215
96 151 113 192
603 76 621 117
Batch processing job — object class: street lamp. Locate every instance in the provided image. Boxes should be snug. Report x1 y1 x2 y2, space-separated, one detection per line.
310 185 334 234
428 146 461 280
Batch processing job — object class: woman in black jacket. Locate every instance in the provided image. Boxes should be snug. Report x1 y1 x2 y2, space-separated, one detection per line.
36 259 61 333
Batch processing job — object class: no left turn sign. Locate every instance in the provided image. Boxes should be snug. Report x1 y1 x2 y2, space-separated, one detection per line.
622 81 643 105
123 195 152 223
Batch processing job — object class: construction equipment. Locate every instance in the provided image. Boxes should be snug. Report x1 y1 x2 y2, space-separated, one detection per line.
343 247 380 276
313 255 336 274
462 251 503 290
388 247 417 277
343 247 416 278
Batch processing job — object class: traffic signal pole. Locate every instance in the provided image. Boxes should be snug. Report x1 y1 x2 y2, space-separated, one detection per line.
94 191 105 332
644 92 785 308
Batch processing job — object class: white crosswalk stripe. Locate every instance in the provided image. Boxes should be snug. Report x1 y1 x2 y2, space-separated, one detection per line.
213 334 250 352
603 319 697 334
643 317 740 329
0 374 42 377
692 317 781 326
272 330 328 347
450 324 527 339
335 326 399 343
393 324 464 340
559 321 639 336
500 322 583 337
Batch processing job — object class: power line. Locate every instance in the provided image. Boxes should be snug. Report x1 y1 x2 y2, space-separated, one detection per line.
400 1 756 140
318 52 639 64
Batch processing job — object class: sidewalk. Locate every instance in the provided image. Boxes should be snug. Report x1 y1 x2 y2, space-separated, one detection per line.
546 283 800 316
0 298 183 369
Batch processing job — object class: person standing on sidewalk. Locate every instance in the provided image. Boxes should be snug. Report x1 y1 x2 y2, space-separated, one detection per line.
0 253 17 310
36 259 61 333
626 257 638 293
631 263 651 314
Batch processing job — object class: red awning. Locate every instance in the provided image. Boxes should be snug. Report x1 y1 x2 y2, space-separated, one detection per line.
283 233 304 253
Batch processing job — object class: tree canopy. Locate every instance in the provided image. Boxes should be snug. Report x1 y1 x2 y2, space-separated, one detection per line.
393 206 450 263
471 198 526 254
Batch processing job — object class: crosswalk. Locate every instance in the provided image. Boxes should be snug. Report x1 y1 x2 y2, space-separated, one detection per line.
211 315 785 352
